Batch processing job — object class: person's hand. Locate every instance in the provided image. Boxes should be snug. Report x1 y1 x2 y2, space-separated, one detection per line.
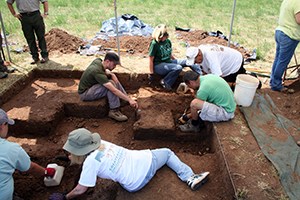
45 168 56 178
49 193 66 200
14 13 21 20
129 99 138 109
148 74 154 83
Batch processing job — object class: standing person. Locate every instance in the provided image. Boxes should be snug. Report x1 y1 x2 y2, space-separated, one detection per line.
148 24 201 90
7 0 49 64
179 71 236 132
270 0 300 92
49 128 210 200
78 52 138 122
0 29 15 79
185 44 245 86
0 109 56 200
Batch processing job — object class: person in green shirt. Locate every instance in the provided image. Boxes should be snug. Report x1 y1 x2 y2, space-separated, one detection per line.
179 71 236 132
78 52 138 122
148 24 201 90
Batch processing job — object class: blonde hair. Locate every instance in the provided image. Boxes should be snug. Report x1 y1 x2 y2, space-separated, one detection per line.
152 24 168 42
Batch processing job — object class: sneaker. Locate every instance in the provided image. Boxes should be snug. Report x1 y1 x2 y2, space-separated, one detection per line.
108 109 128 122
187 172 210 191
179 120 201 133
30 59 39 65
40 57 49 63
160 79 172 91
0 71 8 79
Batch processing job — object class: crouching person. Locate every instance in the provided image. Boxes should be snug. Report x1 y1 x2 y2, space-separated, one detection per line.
0 109 56 200
179 71 236 132
49 128 210 199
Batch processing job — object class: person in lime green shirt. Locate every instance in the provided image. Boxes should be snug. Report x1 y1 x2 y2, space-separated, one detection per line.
270 0 300 91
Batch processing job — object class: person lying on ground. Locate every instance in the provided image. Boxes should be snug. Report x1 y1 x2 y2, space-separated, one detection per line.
49 128 210 200
179 71 236 133
185 44 248 89
0 108 56 200
78 52 138 122
148 24 201 91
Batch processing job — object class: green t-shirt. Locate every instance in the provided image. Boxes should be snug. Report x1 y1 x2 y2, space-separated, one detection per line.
277 0 300 40
78 58 109 94
197 74 236 113
148 39 172 65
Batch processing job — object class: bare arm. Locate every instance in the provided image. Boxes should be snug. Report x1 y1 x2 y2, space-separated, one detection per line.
295 12 300 25
149 56 154 74
42 1 49 17
7 3 21 19
65 184 88 199
103 82 138 109
27 162 45 177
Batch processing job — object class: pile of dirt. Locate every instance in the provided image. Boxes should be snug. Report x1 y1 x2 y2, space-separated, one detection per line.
91 36 152 55
175 30 252 58
45 28 85 54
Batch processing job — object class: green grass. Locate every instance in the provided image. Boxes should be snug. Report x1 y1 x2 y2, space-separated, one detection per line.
1 0 299 69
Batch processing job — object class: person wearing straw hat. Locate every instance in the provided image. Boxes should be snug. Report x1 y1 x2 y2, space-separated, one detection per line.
178 71 236 133
148 24 201 91
49 128 210 199
0 109 56 200
78 52 138 122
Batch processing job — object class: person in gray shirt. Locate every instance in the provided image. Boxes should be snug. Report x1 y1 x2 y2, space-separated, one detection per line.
7 0 49 64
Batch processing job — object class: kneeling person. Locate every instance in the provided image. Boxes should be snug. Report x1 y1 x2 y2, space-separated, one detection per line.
78 52 138 121
179 71 236 132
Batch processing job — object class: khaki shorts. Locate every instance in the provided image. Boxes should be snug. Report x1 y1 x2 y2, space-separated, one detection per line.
199 102 234 122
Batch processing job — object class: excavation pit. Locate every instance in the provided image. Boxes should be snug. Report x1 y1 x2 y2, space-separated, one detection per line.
1 69 236 199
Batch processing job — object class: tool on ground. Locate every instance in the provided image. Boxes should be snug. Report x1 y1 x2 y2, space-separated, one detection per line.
177 107 190 125
0 12 12 62
102 47 134 54
135 108 141 120
44 163 65 187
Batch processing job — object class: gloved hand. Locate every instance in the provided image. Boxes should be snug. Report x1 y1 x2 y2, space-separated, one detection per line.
45 168 56 178
49 192 66 200
148 74 154 83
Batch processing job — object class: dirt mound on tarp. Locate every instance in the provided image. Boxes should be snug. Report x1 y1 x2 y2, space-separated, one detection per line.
45 28 85 54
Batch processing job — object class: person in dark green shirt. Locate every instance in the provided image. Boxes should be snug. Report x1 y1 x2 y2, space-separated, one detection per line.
78 52 138 122
179 71 236 132
148 24 201 90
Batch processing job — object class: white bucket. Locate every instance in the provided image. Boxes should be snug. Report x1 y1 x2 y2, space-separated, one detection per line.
44 163 65 187
234 74 259 107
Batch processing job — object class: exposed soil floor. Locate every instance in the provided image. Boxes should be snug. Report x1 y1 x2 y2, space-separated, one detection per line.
1 28 299 200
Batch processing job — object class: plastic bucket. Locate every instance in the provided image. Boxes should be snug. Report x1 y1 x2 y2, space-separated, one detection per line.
234 74 259 107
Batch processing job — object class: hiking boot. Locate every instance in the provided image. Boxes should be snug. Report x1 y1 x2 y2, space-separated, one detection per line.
187 172 210 191
179 120 201 133
41 57 49 63
160 79 172 91
108 109 128 122
0 71 8 79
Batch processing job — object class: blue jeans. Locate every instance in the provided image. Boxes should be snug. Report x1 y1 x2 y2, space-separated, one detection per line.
154 59 201 88
270 30 299 91
131 148 194 192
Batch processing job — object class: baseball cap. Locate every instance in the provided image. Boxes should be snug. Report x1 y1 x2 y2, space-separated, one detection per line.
186 47 199 66
0 109 15 125
63 128 101 156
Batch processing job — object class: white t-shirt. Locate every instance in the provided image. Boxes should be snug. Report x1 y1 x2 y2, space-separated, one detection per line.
79 140 152 191
198 44 243 77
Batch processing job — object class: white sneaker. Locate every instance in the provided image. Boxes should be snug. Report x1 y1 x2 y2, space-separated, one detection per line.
187 172 210 190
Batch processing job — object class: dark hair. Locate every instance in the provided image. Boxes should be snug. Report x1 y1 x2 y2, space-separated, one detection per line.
183 71 199 83
104 52 120 65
